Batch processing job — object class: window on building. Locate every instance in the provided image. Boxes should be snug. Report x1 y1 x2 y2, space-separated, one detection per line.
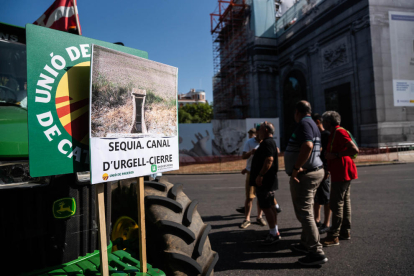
324 83 354 134
282 70 307 148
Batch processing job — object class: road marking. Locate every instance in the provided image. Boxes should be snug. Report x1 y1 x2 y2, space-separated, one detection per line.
212 187 244 189
168 178 225 181
368 169 412 173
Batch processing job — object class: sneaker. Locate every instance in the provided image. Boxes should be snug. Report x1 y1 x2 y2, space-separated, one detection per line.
321 236 340 247
263 233 281 245
276 205 282 213
240 220 251 229
236 207 245 214
339 232 351 240
256 217 267 226
298 254 328 266
291 243 309 254
319 224 330 234
315 221 322 228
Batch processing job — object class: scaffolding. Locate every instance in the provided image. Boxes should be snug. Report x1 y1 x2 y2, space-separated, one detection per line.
210 0 250 119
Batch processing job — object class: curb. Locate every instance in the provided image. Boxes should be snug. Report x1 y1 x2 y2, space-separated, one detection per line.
165 162 410 176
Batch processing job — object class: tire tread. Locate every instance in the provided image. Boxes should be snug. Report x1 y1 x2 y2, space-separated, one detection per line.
167 252 203 275
168 183 183 200
183 200 199 227
146 195 182 213
193 224 212 259
144 181 167 192
157 220 196 244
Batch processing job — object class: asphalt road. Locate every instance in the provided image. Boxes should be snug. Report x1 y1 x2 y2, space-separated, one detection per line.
167 163 414 276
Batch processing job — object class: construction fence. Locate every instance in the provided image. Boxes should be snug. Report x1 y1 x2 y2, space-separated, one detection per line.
167 122 414 174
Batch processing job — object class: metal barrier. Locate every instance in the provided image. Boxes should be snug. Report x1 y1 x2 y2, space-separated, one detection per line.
167 145 414 174
394 144 414 163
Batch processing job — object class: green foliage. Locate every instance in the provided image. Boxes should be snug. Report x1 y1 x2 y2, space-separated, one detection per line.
145 91 176 109
92 72 134 108
178 102 213 124
146 90 163 105
167 98 177 108
92 73 176 110
178 108 193 124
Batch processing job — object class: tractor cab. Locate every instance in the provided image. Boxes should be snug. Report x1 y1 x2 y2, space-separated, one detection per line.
0 22 29 161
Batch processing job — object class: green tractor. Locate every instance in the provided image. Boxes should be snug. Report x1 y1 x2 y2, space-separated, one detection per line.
0 22 218 276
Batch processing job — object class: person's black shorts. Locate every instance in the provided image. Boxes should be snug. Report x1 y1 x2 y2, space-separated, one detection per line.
256 188 276 209
314 177 330 205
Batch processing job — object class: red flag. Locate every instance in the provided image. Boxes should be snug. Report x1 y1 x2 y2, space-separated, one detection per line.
34 0 82 35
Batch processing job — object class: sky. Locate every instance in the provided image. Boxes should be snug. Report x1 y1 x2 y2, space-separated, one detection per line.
1 0 218 102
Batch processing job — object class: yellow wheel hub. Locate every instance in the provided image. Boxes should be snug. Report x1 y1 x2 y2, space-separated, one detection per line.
111 216 138 251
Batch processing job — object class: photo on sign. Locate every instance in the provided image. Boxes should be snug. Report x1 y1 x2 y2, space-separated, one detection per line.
90 45 178 138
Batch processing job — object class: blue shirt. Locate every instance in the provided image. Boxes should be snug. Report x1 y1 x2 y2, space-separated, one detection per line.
284 116 323 175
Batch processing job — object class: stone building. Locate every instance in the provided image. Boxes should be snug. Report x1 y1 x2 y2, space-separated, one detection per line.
211 0 414 148
178 88 207 107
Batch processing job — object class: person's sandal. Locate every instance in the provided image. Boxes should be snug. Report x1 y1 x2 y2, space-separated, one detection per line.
256 217 267 226
276 205 282 213
240 220 251 229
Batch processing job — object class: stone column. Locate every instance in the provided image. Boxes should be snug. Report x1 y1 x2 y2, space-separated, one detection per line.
130 88 147 134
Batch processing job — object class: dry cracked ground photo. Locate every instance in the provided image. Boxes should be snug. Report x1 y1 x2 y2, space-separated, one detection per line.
91 46 177 138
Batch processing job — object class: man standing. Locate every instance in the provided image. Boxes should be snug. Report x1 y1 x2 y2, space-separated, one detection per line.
312 113 332 234
239 127 266 228
250 122 280 244
285 101 328 265
320 111 358 247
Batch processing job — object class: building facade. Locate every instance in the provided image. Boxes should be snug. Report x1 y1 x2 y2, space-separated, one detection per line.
211 0 414 148
178 88 208 107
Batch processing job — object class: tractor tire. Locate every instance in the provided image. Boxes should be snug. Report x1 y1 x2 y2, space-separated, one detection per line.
144 177 219 276
111 176 218 276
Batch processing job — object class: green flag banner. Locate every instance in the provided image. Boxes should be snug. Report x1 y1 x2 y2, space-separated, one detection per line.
26 24 148 177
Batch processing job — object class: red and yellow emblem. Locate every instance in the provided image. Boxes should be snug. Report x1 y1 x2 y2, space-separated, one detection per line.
55 61 90 145
102 173 109 181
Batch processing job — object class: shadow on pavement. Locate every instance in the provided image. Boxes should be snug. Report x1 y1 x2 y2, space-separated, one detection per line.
202 214 242 222
202 215 313 272
279 227 302 232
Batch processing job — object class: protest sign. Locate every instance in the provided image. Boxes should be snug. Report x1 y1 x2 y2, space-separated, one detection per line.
26 24 147 177
89 45 179 184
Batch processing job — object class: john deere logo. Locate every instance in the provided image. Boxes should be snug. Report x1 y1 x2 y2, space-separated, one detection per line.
53 198 76 219
102 173 109 180
151 164 157 172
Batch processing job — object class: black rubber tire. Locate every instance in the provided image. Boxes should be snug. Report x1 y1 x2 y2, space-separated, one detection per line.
144 177 218 276
111 176 218 276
